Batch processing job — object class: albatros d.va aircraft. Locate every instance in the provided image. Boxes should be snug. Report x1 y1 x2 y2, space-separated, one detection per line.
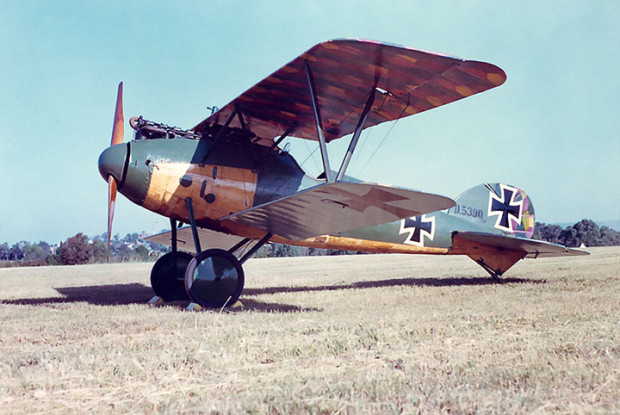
98 39 587 308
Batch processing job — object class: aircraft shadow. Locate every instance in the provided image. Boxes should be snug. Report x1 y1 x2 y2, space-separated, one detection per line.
244 276 543 296
0 276 542 312
0 283 319 313
0 283 155 307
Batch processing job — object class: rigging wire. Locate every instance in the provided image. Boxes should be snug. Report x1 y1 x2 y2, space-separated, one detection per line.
300 139 321 172
351 128 372 177
359 105 409 172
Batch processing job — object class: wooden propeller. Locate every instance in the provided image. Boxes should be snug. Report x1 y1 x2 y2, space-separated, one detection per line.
107 82 124 260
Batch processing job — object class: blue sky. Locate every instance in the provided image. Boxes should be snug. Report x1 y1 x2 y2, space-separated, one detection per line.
1 1 618 244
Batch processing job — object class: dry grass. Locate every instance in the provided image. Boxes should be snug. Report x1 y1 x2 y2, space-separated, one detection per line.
0 248 618 414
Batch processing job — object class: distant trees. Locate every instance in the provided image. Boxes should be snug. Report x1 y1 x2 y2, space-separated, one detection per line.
0 232 170 267
533 219 620 247
0 241 52 265
55 233 92 265
90 237 107 263
23 241 51 262
133 245 150 261
255 243 301 258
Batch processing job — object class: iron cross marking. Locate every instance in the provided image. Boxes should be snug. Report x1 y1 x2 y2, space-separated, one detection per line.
488 184 523 232
399 215 435 246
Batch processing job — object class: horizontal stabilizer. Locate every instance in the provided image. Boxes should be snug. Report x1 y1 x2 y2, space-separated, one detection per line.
145 227 248 252
453 231 589 258
223 182 455 241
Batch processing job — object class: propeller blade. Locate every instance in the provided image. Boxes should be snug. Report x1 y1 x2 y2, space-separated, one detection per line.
111 82 124 146
106 82 124 261
107 175 117 261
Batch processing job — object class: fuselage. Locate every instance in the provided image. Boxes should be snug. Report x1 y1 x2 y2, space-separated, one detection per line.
98 136 518 255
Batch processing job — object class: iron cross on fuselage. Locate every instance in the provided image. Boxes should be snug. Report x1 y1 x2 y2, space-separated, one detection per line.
400 215 435 246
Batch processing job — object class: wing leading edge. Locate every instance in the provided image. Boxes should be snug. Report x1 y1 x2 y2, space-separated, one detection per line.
193 39 506 145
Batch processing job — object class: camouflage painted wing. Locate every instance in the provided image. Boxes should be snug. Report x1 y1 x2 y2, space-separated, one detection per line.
193 39 506 145
222 182 455 241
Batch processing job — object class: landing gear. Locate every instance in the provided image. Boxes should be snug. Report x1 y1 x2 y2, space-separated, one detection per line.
184 249 244 308
151 251 193 300
148 202 273 308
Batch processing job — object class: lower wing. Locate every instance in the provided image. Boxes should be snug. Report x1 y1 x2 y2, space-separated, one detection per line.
145 227 247 252
222 182 455 241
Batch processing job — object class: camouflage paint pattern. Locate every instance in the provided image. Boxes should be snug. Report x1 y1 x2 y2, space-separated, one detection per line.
193 39 506 145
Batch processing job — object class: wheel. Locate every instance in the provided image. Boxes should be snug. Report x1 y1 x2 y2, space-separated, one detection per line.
150 251 193 301
184 248 244 308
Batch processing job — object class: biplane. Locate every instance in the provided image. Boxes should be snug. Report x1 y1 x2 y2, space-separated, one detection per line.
98 39 587 308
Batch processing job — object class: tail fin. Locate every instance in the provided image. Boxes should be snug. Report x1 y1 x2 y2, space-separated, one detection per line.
447 183 535 238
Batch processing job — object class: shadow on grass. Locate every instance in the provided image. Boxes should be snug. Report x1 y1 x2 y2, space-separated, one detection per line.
0 283 319 313
0 276 543 312
1 283 155 306
244 276 544 296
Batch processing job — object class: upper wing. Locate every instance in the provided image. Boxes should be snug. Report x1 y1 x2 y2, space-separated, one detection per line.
145 226 247 252
222 181 455 241
193 39 506 145
453 231 590 258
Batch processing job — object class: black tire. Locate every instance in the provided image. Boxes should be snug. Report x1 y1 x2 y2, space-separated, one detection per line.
184 248 244 308
150 251 193 301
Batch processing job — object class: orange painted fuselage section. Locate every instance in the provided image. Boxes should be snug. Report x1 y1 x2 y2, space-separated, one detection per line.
142 162 257 224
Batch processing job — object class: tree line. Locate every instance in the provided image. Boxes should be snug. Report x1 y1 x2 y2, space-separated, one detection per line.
0 232 169 267
1 219 617 267
532 219 619 247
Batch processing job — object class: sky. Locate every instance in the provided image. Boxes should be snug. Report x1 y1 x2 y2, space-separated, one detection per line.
0 1 618 245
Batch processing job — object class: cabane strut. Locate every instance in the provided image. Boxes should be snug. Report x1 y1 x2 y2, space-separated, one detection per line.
304 61 377 182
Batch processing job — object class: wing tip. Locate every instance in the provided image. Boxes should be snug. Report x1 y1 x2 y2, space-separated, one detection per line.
462 60 507 87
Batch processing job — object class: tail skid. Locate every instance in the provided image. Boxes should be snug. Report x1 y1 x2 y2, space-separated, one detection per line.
452 232 526 281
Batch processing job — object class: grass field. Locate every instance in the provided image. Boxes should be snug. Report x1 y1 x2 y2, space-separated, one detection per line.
0 247 618 414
